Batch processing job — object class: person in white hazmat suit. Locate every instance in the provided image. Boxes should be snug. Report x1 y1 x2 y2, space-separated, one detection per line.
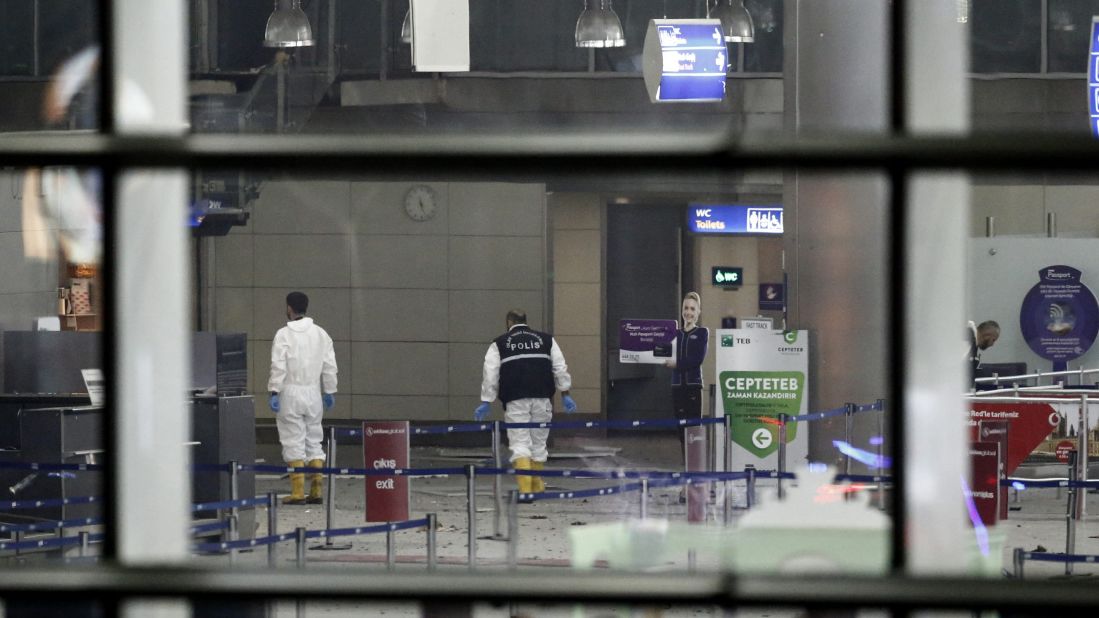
268 292 338 505
475 309 576 498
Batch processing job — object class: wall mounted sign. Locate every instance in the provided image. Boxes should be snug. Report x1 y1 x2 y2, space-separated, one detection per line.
642 19 728 103
759 283 785 310
711 266 743 287
1089 17 1099 136
687 204 784 235
1019 265 1099 362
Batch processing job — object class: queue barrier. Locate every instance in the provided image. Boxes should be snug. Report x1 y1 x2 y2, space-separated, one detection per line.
1001 478 1099 490
0 495 101 511
0 532 105 552
1012 547 1099 579
0 516 102 534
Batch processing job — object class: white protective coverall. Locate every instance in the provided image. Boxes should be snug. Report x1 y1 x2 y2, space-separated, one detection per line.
268 317 338 463
480 333 572 463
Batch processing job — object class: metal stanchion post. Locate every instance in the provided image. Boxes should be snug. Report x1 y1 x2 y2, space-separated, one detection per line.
386 523 396 570
1078 394 1089 520
1066 450 1078 576
640 479 649 520
687 549 697 573
745 465 756 510
295 527 307 618
876 399 886 511
228 459 239 564
492 420 505 540
466 464 477 570
777 414 788 500
79 531 89 558
267 492 278 568
507 490 519 570
1013 547 1025 579
326 428 336 542
426 513 438 571
843 404 854 477
724 414 733 524
314 428 351 550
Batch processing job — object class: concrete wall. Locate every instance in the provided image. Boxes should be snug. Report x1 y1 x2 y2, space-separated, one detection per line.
212 179 547 421
548 193 603 415
0 169 65 332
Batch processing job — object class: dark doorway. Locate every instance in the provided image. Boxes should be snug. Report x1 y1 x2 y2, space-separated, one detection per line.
605 204 691 425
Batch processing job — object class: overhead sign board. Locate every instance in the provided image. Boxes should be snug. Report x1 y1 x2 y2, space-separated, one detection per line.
1090 17 1099 136
642 19 728 103
687 204 784 235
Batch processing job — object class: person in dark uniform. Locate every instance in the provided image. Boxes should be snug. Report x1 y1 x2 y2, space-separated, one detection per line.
475 309 576 495
966 320 1000 385
666 291 710 451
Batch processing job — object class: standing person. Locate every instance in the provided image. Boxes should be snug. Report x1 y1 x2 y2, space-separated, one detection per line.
665 292 710 448
475 309 576 496
666 292 709 505
268 292 338 505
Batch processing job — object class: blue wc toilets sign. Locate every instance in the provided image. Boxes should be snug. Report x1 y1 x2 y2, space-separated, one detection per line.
1019 265 1099 363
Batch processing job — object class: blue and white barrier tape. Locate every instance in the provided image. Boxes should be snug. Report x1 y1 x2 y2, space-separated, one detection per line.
834 474 892 484
240 463 467 477
0 461 101 472
1001 478 1099 490
1 495 100 511
191 496 270 513
789 406 848 423
191 520 232 536
1020 552 1099 564
192 517 430 553
0 532 105 552
0 516 102 533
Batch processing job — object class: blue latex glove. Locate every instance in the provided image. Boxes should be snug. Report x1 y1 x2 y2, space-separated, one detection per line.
323 393 335 410
269 393 280 413
562 395 577 413
474 402 491 421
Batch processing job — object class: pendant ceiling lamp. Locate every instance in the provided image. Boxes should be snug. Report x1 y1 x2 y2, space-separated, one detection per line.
710 0 754 43
263 0 315 48
575 0 625 48
401 8 412 44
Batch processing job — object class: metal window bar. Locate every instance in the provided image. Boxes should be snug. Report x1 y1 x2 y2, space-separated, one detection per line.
9 0 1099 612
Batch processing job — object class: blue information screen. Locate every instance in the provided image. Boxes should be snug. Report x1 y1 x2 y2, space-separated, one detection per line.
653 22 727 102
1090 18 1099 136
687 204 784 235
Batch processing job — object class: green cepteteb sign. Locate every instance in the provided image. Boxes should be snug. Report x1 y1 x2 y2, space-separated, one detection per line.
721 370 804 457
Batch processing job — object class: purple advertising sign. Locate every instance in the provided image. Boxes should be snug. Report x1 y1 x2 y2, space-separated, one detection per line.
1019 265 1099 362
619 319 678 364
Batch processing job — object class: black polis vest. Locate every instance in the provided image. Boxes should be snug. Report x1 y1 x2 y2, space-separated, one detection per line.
494 325 556 404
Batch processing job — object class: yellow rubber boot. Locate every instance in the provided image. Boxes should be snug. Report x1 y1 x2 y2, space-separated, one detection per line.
283 460 307 505
530 460 545 493
513 457 533 494
307 459 325 504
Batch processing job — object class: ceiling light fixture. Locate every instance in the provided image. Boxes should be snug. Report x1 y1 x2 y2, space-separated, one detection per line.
575 0 626 48
263 0 315 48
710 0 754 43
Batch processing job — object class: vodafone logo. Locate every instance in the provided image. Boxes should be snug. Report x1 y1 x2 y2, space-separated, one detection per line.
1049 411 1062 427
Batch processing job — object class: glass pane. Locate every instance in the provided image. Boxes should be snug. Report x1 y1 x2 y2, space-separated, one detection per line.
184 166 894 587
0 165 105 611
1047 0 1099 73
743 0 784 72
971 0 1042 73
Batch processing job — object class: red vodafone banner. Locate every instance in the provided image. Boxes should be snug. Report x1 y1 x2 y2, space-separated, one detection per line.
967 402 1060 475
969 441 1001 527
363 421 410 522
